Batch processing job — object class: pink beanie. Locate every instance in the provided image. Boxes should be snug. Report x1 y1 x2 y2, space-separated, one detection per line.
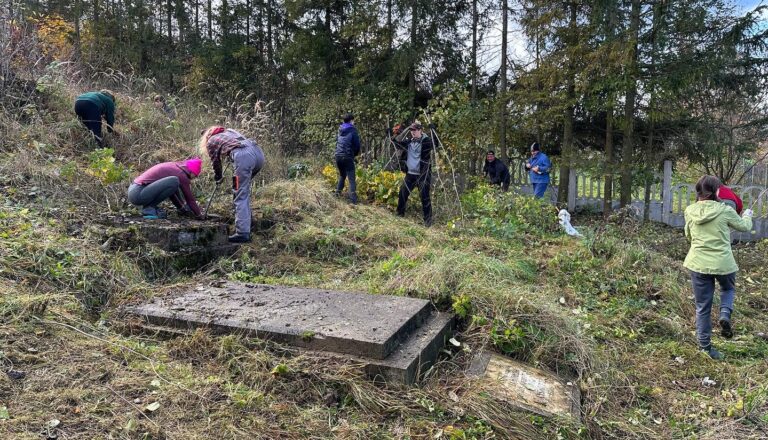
186 157 203 176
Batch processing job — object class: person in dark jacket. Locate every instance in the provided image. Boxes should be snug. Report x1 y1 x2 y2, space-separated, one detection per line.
483 150 510 191
334 113 361 204
74 90 117 147
200 126 266 243
392 121 435 226
128 158 204 219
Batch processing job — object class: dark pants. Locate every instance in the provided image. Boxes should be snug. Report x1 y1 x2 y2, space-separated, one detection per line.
532 182 548 199
127 176 180 209
74 100 103 146
397 172 432 225
492 176 510 192
335 156 357 204
690 271 736 349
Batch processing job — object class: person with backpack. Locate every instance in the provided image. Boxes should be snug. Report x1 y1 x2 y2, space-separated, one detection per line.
199 126 265 243
334 113 361 204
525 142 551 199
483 150 511 191
717 185 743 214
128 158 204 220
683 175 753 359
391 121 435 226
74 90 118 147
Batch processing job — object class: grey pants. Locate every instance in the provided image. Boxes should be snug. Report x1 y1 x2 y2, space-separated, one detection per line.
690 271 736 349
127 176 180 208
231 142 265 236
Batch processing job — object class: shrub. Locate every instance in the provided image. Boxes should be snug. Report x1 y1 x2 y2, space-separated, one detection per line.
86 148 131 185
457 183 561 238
322 163 402 206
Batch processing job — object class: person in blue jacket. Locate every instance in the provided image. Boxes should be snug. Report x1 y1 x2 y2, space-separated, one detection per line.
74 90 118 147
525 142 551 199
334 113 361 204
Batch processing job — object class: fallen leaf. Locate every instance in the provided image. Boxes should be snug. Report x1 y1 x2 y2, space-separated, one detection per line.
144 402 160 412
448 338 460 347
0 406 9 419
47 419 60 429
150 379 161 388
125 418 138 432
448 391 459 402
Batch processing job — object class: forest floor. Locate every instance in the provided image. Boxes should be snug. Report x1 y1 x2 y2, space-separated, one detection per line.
2 81 768 439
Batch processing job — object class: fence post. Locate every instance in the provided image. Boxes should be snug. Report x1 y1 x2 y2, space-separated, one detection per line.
662 160 672 223
568 169 577 212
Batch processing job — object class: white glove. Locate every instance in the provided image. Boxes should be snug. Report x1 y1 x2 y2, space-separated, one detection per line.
743 209 753 218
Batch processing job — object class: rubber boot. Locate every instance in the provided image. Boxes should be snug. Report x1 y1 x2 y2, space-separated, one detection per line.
719 308 733 339
228 233 251 244
701 345 723 360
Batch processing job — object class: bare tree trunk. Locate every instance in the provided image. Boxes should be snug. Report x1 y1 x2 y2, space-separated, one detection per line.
207 0 212 40
499 0 508 161
620 0 640 207
558 1 577 205
471 0 478 102
246 0 250 44
408 1 417 111
603 108 614 218
267 0 273 63
387 0 393 53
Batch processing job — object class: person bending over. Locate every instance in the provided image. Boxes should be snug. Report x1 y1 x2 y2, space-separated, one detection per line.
74 89 118 147
128 158 204 220
200 126 266 243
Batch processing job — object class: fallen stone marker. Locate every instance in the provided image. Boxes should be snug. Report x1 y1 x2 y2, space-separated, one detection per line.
91 216 238 276
124 282 454 384
468 351 581 421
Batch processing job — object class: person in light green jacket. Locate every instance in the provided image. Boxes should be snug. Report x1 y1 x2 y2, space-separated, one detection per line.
683 175 753 360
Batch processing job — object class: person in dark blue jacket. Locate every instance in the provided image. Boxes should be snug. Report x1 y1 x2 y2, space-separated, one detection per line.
334 113 361 204
525 142 551 199
483 150 510 191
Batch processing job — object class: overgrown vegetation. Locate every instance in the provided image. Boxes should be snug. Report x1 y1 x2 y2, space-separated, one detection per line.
2 5 768 440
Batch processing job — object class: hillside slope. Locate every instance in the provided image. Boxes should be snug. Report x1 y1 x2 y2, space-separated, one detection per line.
2 81 768 439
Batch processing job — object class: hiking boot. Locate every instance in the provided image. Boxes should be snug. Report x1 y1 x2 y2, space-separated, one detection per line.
228 233 251 243
719 315 734 339
701 346 723 360
141 207 159 219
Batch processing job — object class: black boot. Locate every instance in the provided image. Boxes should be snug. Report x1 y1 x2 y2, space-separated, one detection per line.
228 233 251 243
701 345 723 360
719 308 733 339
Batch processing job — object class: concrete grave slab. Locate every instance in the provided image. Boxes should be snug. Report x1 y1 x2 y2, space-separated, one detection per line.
125 282 433 360
468 351 581 420
102 216 230 251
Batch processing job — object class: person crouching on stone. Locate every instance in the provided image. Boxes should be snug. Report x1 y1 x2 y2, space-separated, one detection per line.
128 158 204 220
74 89 118 147
334 112 361 204
392 121 435 227
199 126 265 243
483 150 510 192
683 175 753 360
153 94 177 121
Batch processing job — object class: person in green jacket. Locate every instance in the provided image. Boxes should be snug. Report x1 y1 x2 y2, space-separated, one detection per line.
74 90 117 147
683 175 753 359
